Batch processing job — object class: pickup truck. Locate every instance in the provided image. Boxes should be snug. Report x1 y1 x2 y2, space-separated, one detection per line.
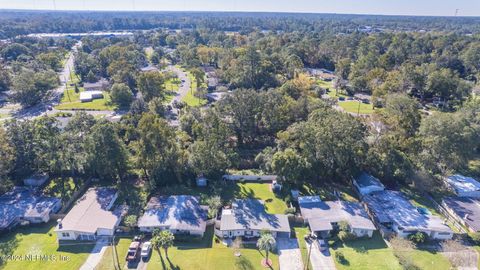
126 241 141 262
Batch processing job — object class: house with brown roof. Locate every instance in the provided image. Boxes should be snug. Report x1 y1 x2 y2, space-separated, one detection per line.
55 187 121 241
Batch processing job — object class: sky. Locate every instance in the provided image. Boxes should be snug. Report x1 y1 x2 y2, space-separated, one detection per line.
0 0 479 17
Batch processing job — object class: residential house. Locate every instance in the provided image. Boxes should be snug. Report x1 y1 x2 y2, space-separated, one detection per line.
363 190 453 240
138 195 208 236
196 176 208 187
442 197 480 233
445 175 480 198
79 91 104 102
0 187 61 231
140 65 159 72
83 78 109 92
222 174 277 182
215 199 291 239
55 187 121 241
353 172 385 197
298 196 376 238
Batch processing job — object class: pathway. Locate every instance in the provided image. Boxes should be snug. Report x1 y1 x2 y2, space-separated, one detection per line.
277 238 304 270
305 239 336 270
79 237 110 270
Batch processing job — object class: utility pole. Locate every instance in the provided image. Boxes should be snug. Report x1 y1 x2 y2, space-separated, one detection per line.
304 238 313 270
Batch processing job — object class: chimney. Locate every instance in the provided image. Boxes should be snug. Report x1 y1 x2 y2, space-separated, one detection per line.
57 218 63 229
464 214 469 220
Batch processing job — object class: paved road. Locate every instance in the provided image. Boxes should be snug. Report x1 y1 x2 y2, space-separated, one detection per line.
277 238 304 270
305 239 336 270
165 65 191 126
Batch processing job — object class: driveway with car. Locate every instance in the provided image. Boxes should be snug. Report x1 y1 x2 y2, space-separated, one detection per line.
305 239 336 270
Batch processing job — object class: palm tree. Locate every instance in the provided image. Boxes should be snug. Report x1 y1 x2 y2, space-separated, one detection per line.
256 232 276 266
152 229 175 258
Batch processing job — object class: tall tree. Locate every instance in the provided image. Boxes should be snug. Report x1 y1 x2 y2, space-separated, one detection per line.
256 232 276 266
136 71 165 102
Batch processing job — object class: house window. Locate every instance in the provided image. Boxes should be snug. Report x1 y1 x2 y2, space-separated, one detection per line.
61 232 70 237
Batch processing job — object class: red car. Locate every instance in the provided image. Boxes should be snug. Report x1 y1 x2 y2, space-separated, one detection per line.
126 241 141 262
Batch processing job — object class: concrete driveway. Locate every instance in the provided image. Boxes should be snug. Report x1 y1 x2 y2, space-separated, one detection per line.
277 238 304 270
79 237 110 270
305 239 336 270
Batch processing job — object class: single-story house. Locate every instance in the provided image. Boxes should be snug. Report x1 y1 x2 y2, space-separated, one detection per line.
80 91 104 102
215 199 291 239
445 175 480 198
0 187 61 231
55 187 120 241
83 78 109 92
298 196 376 238
442 197 480 233
23 173 49 187
353 172 385 197
363 190 453 240
206 92 229 103
138 195 208 236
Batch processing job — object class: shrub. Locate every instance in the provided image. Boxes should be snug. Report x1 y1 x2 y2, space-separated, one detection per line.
408 232 427 244
335 251 347 264
338 220 351 232
338 231 356 242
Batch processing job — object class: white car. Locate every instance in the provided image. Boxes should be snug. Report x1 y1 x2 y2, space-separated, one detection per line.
318 239 328 251
141 241 152 258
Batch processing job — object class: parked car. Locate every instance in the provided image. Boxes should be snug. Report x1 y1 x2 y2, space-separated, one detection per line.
47 105 53 111
318 239 328 251
126 241 141 262
141 241 152 259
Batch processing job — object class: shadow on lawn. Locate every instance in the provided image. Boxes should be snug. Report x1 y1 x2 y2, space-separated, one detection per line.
0 235 19 266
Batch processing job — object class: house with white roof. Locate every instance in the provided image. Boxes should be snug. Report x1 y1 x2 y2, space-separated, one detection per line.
137 195 208 236
55 187 121 241
445 175 480 198
298 196 376 238
215 199 291 239
80 91 104 102
363 190 453 240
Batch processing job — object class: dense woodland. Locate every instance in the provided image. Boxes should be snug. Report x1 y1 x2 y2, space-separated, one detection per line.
0 11 479 196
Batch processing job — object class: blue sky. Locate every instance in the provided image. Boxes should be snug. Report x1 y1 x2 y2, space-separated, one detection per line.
0 0 479 16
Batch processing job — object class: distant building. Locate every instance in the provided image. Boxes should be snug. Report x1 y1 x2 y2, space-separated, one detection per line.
83 78 109 92
55 187 121 241
442 197 480 233
140 65 159 72
222 174 277 182
215 199 291 239
196 176 208 187
305 68 336 81
80 91 104 102
363 190 453 240
206 92 229 103
353 172 385 197
0 187 61 231
445 175 480 198
298 196 376 238
138 195 208 236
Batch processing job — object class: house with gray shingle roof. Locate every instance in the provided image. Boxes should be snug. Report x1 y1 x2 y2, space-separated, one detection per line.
215 199 291 239
138 195 208 236
445 175 480 198
298 196 376 238
353 172 385 197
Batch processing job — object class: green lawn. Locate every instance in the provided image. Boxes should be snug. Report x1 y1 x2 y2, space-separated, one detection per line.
147 226 279 270
163 78 181 104
293 226 311 270
160 182 288 215
397 250 451 270
0 222 94 270
338 100 374 115
56 72 115 111
95 237 132 270
330 232 401 270
317 79 334 90
182 72 207 107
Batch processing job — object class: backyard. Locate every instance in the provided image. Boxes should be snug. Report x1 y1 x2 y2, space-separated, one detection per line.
0 222 94 270
55 71 115 111
147 226 279 270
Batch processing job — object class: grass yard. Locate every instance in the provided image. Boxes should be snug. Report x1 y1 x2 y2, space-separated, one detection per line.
55 71 115 111
163 78 181 104
338 100 375 115
293 226 312 270
330 232 401 270
0 222 94 270
147 226 279 270
397 249 451 270
182 72 207 107
95 237 132 270
317 79 334 90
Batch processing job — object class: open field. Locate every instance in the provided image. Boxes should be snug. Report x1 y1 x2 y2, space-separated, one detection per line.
182 72 207 107
338 100 375 115
0 222 94 270
147 226 279 270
